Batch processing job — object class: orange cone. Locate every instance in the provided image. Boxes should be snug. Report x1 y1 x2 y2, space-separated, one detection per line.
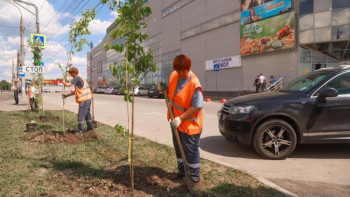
205 97 211 102
221 99 227 103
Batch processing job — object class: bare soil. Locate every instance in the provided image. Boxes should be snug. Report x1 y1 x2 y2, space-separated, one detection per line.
25 130 99 144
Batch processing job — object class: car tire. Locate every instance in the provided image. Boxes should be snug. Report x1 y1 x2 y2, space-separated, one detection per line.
253 119 297 160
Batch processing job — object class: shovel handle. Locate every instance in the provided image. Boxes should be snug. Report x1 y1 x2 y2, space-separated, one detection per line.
164 91 193 192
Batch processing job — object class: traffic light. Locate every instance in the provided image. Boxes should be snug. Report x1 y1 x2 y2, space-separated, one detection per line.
33 47 41 66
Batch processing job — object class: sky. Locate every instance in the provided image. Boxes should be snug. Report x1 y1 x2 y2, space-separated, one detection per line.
0 0 118 81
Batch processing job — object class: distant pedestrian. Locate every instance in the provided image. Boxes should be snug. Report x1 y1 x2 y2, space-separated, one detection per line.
62 67 93 133
11 80 20 104
259 73 266 92
254 75 260 93
270 75 276 85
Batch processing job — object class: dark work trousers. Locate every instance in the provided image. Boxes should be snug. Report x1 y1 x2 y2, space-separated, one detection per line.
172 129 201 183
30 98 38 111
77 99 93 133
14 91 19 104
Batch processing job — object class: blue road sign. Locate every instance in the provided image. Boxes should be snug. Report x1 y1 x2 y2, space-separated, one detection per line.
42 62 44 66
214 64 220 72
30 33 46 48
19 73 25 77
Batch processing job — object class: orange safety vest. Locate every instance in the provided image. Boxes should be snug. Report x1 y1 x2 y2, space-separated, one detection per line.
75 76 92 103
28 86 32 99
167 71 204 135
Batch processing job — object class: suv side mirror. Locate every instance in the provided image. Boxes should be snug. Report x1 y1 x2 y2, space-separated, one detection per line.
317 88 338 102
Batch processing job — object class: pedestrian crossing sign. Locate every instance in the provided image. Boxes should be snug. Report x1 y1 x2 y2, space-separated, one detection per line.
30 33 46 49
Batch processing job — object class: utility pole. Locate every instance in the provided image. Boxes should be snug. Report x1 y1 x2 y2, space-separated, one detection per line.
17 50 20 78
20 14 25 99
12 59 15 82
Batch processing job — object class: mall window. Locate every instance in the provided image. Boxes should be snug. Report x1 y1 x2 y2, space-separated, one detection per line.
332 0 350 9
314 11 331 28
314 0 332 13
162 0 193 17
332 8 350 26
314 27 331 42
299 0 313 16
181 11 239 40
332 25 350 41
299 14 314 31
300 30 314 44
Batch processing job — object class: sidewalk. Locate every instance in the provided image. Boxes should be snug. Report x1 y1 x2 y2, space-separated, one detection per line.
0 92 29 111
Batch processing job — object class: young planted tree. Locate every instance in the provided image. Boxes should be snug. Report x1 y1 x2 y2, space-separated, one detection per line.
59 7 97 134
29 40 44 116
70 0 155 191
103 0 156 191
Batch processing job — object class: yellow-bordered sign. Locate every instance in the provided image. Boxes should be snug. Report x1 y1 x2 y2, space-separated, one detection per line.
30 33 46 49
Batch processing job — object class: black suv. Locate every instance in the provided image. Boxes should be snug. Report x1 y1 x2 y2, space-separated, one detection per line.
218 66 350 159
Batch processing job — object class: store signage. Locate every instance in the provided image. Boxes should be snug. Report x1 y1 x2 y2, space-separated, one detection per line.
240 12 295 56
241 0 292 25
205 56 241 71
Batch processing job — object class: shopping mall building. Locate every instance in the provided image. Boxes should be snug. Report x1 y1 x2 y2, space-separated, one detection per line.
87 0 350 97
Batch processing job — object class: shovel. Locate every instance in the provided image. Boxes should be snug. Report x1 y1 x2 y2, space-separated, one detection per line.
164 91 194 194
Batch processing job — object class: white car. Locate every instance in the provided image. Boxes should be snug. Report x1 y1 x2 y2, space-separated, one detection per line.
96 87 108 94
137 87 148 96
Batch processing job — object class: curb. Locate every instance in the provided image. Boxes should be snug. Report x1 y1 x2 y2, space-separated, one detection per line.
201 158 299 197
254 175 299 197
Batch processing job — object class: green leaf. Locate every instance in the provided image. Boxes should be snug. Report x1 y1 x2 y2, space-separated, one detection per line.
104 43 111 51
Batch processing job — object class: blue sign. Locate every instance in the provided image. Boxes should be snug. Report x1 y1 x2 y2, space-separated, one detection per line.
19 73 25 77
241 0 292 25
30 33 46 48
42 62 44 67
214 64 220 72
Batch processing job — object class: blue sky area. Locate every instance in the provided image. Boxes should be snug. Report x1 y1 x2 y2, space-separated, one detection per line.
0 0 118 81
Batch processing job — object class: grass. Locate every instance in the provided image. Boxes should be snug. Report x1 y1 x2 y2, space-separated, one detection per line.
0 110 283 197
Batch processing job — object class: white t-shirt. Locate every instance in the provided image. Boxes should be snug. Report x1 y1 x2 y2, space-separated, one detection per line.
29 87 38 98
259 75 265 84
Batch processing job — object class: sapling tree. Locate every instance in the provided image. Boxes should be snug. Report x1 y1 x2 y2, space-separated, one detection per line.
59 7 97 134
104 0 156 191
29 39 44 116
71 0 156 192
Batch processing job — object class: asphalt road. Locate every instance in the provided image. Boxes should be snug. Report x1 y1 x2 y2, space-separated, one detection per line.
43 93 350 196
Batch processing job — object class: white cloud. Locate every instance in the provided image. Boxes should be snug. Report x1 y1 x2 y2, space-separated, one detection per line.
110 11 119 19
88 19 112 35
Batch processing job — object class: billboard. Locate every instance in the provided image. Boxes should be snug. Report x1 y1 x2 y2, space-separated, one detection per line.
241 0 292 25
240 12 295 56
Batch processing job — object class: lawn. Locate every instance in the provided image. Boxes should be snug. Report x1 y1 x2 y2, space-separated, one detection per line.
0 110 283 196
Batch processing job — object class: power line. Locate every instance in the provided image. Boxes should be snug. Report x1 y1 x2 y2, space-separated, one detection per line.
43 3 105 62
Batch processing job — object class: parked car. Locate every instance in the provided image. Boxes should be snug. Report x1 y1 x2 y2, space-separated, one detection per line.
96 86 108 94
218 66 350 160
112 87 123 95
106 86 119 94
148 86 164 98
133 87 148 96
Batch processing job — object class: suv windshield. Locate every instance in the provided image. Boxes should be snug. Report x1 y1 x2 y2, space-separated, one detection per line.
280 70 332 92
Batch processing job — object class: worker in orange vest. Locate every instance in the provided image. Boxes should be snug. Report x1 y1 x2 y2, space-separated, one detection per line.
167 54 204 183
28 81 38 112
62 67 93 133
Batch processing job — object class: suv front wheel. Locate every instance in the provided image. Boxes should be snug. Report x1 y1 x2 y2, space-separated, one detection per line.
253 119 297 160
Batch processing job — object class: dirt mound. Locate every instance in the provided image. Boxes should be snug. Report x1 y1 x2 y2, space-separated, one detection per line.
25 131 99 144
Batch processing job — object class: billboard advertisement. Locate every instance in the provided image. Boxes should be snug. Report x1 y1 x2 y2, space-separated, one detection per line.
241 0 292 25
240 12 295 56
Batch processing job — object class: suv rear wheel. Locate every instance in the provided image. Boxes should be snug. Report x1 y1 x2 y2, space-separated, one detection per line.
253 119 297 160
